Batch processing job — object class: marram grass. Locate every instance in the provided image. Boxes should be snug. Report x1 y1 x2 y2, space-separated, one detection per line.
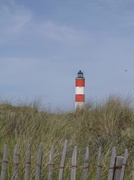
0 95 133 179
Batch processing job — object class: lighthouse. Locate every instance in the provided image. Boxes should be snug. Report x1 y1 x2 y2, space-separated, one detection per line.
75 70 85 110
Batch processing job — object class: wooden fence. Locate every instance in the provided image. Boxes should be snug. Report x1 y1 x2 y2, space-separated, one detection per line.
0 140 133 180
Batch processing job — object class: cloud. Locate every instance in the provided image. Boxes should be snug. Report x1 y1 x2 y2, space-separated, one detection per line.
0 1 33 44
0 0 89 47
34 21 88 46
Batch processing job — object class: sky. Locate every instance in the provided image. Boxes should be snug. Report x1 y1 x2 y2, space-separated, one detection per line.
0 0 134 111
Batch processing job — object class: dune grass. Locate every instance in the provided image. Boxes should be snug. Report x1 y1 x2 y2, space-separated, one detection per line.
0 95 133 179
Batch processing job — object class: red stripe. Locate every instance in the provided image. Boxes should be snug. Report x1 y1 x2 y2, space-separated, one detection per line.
75 94 85 102
75 79 85 87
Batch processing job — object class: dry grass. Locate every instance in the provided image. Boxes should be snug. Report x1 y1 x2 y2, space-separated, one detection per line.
0 95 133 179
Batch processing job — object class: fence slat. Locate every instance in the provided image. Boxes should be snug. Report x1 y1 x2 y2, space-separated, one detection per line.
96 147 102 180
107 147 116 180
58 140 68 180
113 156 124 180
35 144 43 180
24 145 31 180
12 144 19 180
0 145 8 180
71 146 77 180
132 157 134 180
48 145 54 180
81 146 89 180
119 149 128 180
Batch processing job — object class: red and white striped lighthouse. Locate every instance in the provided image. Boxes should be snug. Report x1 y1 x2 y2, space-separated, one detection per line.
75 70 85 110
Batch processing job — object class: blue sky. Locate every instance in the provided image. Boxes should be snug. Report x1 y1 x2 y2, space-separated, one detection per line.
0 0 134 111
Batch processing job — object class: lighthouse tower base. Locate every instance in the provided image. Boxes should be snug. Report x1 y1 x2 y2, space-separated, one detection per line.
75 102 85 110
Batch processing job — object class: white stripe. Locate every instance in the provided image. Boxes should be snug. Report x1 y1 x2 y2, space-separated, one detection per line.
75 87 84 94
75 102 85 110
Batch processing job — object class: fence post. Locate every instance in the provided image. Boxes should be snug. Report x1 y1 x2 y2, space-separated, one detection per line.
113 156 124 180
58 140 68 180
96 147 102 180
24 145 31 180
35 144 43 180
107 147 116 180
119 149 128 180
132 157 134 180
0 145 8 180
82 146 89 180
71 146 77 180
48 145 54 180
12 144 19 180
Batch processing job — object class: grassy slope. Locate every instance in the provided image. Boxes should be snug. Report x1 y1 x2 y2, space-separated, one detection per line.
0 95 133 179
